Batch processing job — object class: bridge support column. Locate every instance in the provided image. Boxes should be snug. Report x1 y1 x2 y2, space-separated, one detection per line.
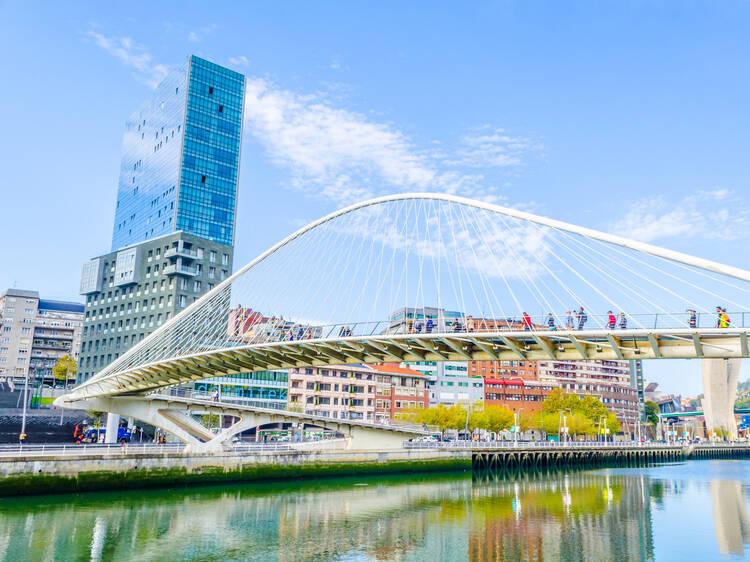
702 358 741 438
104 413 120 443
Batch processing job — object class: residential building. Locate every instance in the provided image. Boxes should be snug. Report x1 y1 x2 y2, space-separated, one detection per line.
484 377 558 413
405 360 484 407
468 359 538 379
538 360 640 426
629 359 646 421
78 55 245 384
288 364 429 423
0 289 84 385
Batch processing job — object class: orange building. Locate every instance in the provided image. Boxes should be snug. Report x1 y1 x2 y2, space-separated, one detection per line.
468 359 538 379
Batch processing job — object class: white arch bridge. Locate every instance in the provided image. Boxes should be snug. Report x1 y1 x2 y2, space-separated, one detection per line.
57 193 750 449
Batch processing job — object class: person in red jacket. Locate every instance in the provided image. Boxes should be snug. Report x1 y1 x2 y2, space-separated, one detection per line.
606 311 616 329
522 312 532 331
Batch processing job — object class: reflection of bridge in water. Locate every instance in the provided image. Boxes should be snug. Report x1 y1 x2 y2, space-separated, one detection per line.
57 193 750 447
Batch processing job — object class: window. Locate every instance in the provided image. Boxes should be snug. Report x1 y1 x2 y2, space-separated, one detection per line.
222 254 229 265
209 86 214 94
209 251 217 262
201 175 206 183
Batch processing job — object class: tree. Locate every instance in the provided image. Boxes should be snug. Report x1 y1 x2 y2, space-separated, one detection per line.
52 355 77 389
644 401 660 426
533 411 561 436
481 405 514 433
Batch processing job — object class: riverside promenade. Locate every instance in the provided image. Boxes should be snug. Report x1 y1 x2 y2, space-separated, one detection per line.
1 441 748 496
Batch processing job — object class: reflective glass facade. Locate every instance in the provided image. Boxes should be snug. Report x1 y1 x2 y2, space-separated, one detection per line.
111 56 244 251
176 57 244 246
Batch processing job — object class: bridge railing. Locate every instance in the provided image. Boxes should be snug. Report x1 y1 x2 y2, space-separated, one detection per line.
403 440 703 450
233 311 750 345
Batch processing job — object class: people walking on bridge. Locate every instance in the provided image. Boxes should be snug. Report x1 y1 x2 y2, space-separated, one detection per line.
606 311 616 329
452 318 463 332
576 307 587 330
547 313 556 331
522 312 532 331
618 313 627 330
426 317 434 333
687 309 697 328
566 311 574 330
720 308 731 328
415 321 423 334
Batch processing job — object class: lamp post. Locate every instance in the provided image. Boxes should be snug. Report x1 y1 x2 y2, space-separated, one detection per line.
514 408 524 447
19 370 31 444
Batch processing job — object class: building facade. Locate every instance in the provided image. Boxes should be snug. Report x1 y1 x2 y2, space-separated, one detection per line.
404 360 484 407
629 359 646 421
78 232 233 382
78 56 245 384
288 364 429 423
191 370 288 409
468 359 538 379
483 377 558 414
538 360 640 426
0 289 84 385
111 55 245 251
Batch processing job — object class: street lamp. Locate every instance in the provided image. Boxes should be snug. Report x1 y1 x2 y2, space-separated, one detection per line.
514 408 524 447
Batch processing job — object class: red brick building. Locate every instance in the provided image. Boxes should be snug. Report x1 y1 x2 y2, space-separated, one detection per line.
483 377 558 414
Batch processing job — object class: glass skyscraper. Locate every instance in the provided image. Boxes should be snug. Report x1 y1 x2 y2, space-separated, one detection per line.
111 55 245 251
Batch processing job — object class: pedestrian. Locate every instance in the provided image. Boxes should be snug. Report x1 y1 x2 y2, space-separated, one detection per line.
547 313 556 331
716 307 723 328
19 432 26 444
522 312 532 331
606 311 616 329
720 308 731 328
687 309 697 328
453 318 462 332
339 326 346 337
426 317 434 333
576 307 587 330
407 319 414 334
566 311 574 330
618 313 627 330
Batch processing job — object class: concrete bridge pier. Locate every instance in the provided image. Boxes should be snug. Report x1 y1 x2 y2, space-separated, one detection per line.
702 358 741 437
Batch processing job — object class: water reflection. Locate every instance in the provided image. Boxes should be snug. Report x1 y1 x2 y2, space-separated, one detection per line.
712 479 750 556
0 463 749 560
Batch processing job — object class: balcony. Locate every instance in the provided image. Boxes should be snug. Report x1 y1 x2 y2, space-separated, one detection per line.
164 264 198 277
165 247 198 260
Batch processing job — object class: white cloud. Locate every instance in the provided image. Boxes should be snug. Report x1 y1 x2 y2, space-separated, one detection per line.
228 55 251 67
83 28 537 207
84 29 168 88
449 126 540 168
242 78 537 205
187 23 219 43
612 189 750 242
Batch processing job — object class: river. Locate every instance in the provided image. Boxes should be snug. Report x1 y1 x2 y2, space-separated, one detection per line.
1 460 750 560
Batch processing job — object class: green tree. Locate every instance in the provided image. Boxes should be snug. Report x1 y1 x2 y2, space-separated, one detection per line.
533 411 561 436
644 401 660 426
52 355 77 389
482 405 514 433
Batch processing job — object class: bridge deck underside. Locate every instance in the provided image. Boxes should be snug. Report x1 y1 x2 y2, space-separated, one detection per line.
64 328 750 401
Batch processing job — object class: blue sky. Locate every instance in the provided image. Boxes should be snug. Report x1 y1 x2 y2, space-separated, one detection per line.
1 1 749 395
